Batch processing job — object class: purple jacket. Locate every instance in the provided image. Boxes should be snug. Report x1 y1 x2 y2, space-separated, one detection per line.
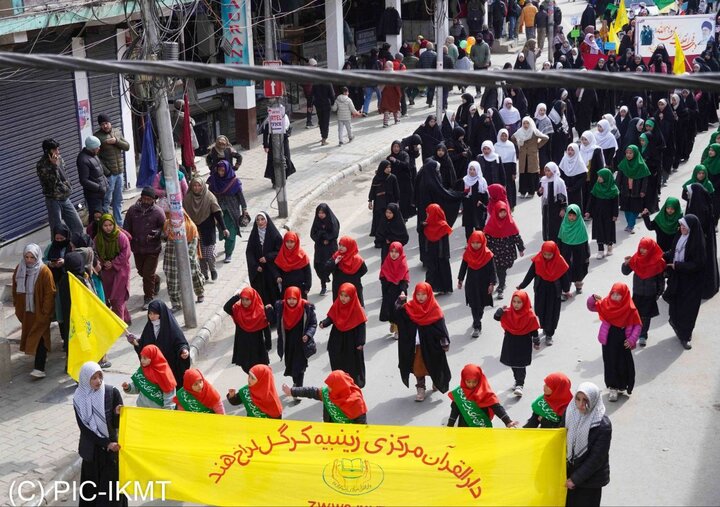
123 201 166 255
586 296 641 348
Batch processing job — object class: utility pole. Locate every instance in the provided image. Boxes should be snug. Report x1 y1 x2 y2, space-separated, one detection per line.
265 0 288 217
138 0 197 327
435 0 448 122
547 0 555 65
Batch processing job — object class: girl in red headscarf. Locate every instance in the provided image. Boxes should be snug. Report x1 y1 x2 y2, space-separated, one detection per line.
447 364 518 427
327 236 368 305
282 370 368 423
587 282 642 402
458 231 497 338
266 286 317 390
395 282 452 401
423 203 454 295
379 242 410 338
228 364 283 419
319 283 368 388
274 231 312 297
523 372 573 428
517 241 572 346
122 344 177 409
223 287 271 373
175 368 225 414
493 289 541 397
484 201 525 300
621 237 666 347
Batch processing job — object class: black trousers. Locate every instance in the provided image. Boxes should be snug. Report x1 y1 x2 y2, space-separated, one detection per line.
512 367 526 386
566 486 602 507
471 305 484 329
34 340 47 371
316 107 331 140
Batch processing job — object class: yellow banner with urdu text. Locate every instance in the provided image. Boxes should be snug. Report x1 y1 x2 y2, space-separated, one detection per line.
119 407 567 506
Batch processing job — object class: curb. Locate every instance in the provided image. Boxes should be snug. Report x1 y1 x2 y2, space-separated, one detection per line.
42 457 82 505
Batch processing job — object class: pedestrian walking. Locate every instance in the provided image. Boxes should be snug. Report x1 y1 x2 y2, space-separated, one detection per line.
246 212 283 306
282 371 368 423
207 160 248 263
262 113 297 185
641 196 682 252
447 364 519 427
485 201 525 300
312 78 335 146
205 135 243 171
36 138 84 236
387 140 415 220
461 161 489 240
224 287 272 374
379 241 410 338
162 207 205 309
585 168 619 259
559 143 588 209
514 117 550 198
423 204 454 295
616 145 650 234
332 86 360 145
458 231 496 338
227 364 282 418
494 129 519 208
557 204 591 296
95 214 131 324
523 372 573 428
183 177 228 282
95 114 130 227
275 231 312 297
368 161 400 246
174 368 225 414
538 162 568 242
375 203 409 262
122 345 177 409
310 204 340 296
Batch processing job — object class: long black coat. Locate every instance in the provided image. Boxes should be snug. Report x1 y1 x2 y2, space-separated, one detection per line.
223 294 272 373
246 215 283 305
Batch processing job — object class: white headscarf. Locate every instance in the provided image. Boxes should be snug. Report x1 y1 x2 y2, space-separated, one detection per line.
494 129 518 164
534 103 554 135
674 217 690 263
481 140 499 162
579 130 600 162
559 143 588 177
73 362 110 439
512 117 544 146
595 119 618 150
499 98 521 125
464 161 489 193
565 382 606 461
16 243 44 312
540 162 568 203
256 212 268 246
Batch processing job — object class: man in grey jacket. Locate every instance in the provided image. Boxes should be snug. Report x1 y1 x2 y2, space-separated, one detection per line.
76 136 108 214
94 113 130 226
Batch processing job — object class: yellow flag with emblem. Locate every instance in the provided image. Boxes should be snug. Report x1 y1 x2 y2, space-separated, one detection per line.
67 274 127 380
615 0 629 32
673 33 686 75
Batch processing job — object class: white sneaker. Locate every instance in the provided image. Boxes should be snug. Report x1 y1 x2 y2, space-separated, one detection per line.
30 369 46 378
513 385 524 397
596 251 605 260
608 388 619 402
606 245 614 256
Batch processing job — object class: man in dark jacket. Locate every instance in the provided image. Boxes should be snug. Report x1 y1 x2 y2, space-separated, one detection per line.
535 5 549 50
580 3 596 31
76 136 108 214
36 138 84 237
491 0 507 38
123 187 167 309
419 42 438 107
94 113 130 227
312 72 336 146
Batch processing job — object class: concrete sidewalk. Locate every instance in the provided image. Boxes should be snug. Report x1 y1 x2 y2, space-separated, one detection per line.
0 89 473 505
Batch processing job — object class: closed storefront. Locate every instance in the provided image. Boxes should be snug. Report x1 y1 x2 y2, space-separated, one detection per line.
86 29 122 133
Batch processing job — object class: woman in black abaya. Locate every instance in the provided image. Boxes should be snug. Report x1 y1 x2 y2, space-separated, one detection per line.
368 161 400 246
685 184 720 300
468 112 498 157
246 212 284 306
433 143 458 190
310 203 340 296
387 140 415 220
414 115 445 162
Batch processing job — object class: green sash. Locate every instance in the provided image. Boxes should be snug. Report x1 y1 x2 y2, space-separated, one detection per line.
175 388 213 413
131 368 164 407
237 385 269 418
531 395 561 423
321 387 352 424
451 387 493 428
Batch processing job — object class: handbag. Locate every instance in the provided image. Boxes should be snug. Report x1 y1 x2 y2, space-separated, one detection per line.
303 336 317 358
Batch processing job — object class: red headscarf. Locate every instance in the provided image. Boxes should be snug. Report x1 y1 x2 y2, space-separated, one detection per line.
232 287 269 332
500 290 540 335
628 237 666 280
327 282 367 331
282 286 306 329
404 282 444 326
463 231 494 269
532 241 569 282
140 345 177 392
448 364 500 417
275 231 310 271
487 183 510 213
423 204 453 242
331 236 364 275
483 201 520 238
596 282 642 328
379 242 410 284
177 368 221 408
543 372 573 416
325 370 367 420
249 364 283 419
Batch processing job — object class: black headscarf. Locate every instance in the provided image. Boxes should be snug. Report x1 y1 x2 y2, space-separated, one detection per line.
137 299 190 386
514 53 532 70
415 115 444 161
246 211 283 276
310 203 340 244
414 159 463 228
70 232 93 249
376 202 409 245
372 160 393 184
455 93 475 130
469 112 497 154
48 224 70 261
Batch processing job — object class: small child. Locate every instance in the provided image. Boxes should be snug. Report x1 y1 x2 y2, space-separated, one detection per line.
227 364 283 419
332 86 361 145
485 201 525 300
557 203 591 297
122 345 176 409
174 368 225 414
585 168 619 259
447 364 518 427
379 242 410 338
457 231 496 337
523 372 573 428
423 204 454 295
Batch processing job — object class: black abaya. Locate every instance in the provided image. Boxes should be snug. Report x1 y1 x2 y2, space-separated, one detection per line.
246 214 283 305
310 203 340 286
518 264 571 337
322 318 366 388
461 182 489 239
685 184 720 299
602 325 635 393
270 302 317 385
388 146 416 219
559 241 590 283
376 202 410 260
135 300 190 386
223 294 271 373
326 261 368 306
586 194 619 246
540 183 567 242
424 235 453 293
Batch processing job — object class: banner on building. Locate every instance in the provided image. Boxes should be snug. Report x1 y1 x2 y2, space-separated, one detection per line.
118 407 567 506
220 0 252 86
635 14 715 58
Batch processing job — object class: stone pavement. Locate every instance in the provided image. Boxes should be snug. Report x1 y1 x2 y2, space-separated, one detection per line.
0 87 474 505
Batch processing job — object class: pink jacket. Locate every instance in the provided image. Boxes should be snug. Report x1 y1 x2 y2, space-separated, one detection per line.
586 296 641 348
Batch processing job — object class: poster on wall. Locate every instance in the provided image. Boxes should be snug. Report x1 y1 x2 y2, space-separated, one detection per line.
221 0 252 86
635 14 715 58
77 99 90 131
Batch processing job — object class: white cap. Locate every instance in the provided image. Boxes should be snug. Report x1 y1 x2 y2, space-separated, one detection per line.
308 58 317 66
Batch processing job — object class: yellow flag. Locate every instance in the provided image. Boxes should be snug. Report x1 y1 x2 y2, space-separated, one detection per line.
607 20 618 46
615 0 629 31
67 274 127 380
673 33 686 75
119 407 568 506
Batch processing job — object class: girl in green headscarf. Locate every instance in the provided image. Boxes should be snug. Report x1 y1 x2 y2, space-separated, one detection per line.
682 165 715 201
700 131 720 161
701 144 720 224
641 196 682 252
616 145 650 233
557 204 590 297
586 168 620 259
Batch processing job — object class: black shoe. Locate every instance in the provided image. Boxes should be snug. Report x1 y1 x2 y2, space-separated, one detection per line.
320 283 327 296
211 270 218 281
142 298 152 311
98 360 112 369
682 340 692 350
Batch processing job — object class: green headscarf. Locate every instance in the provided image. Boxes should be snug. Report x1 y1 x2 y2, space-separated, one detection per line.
94 213 120 260
652 197 683 236
558 204 589 245
639 133 650 154
617 145 651 179
683 165 715 194
701 143 720 176
644 118 655 130
590 168 620 199
701 131 720 161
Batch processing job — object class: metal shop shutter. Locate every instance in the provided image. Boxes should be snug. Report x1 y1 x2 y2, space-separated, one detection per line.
85 30 122 132
0 56 80 244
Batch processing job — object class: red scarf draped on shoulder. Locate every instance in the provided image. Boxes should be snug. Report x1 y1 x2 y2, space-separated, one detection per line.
532 241 569 282
327 283 367 332
140 345 177 392
379 242 410 284
500 290 540 335
249 364 283 419
325 370 367 419
628 237 666 279
423 204 453 242
543 372 573 417
177 368 220 408
232 287 269 332
275 231 310 271
463 231 494 269
448 364 500 417
404 282 444 325
596 282 642 328
332 236 364 275
282 286 307 329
